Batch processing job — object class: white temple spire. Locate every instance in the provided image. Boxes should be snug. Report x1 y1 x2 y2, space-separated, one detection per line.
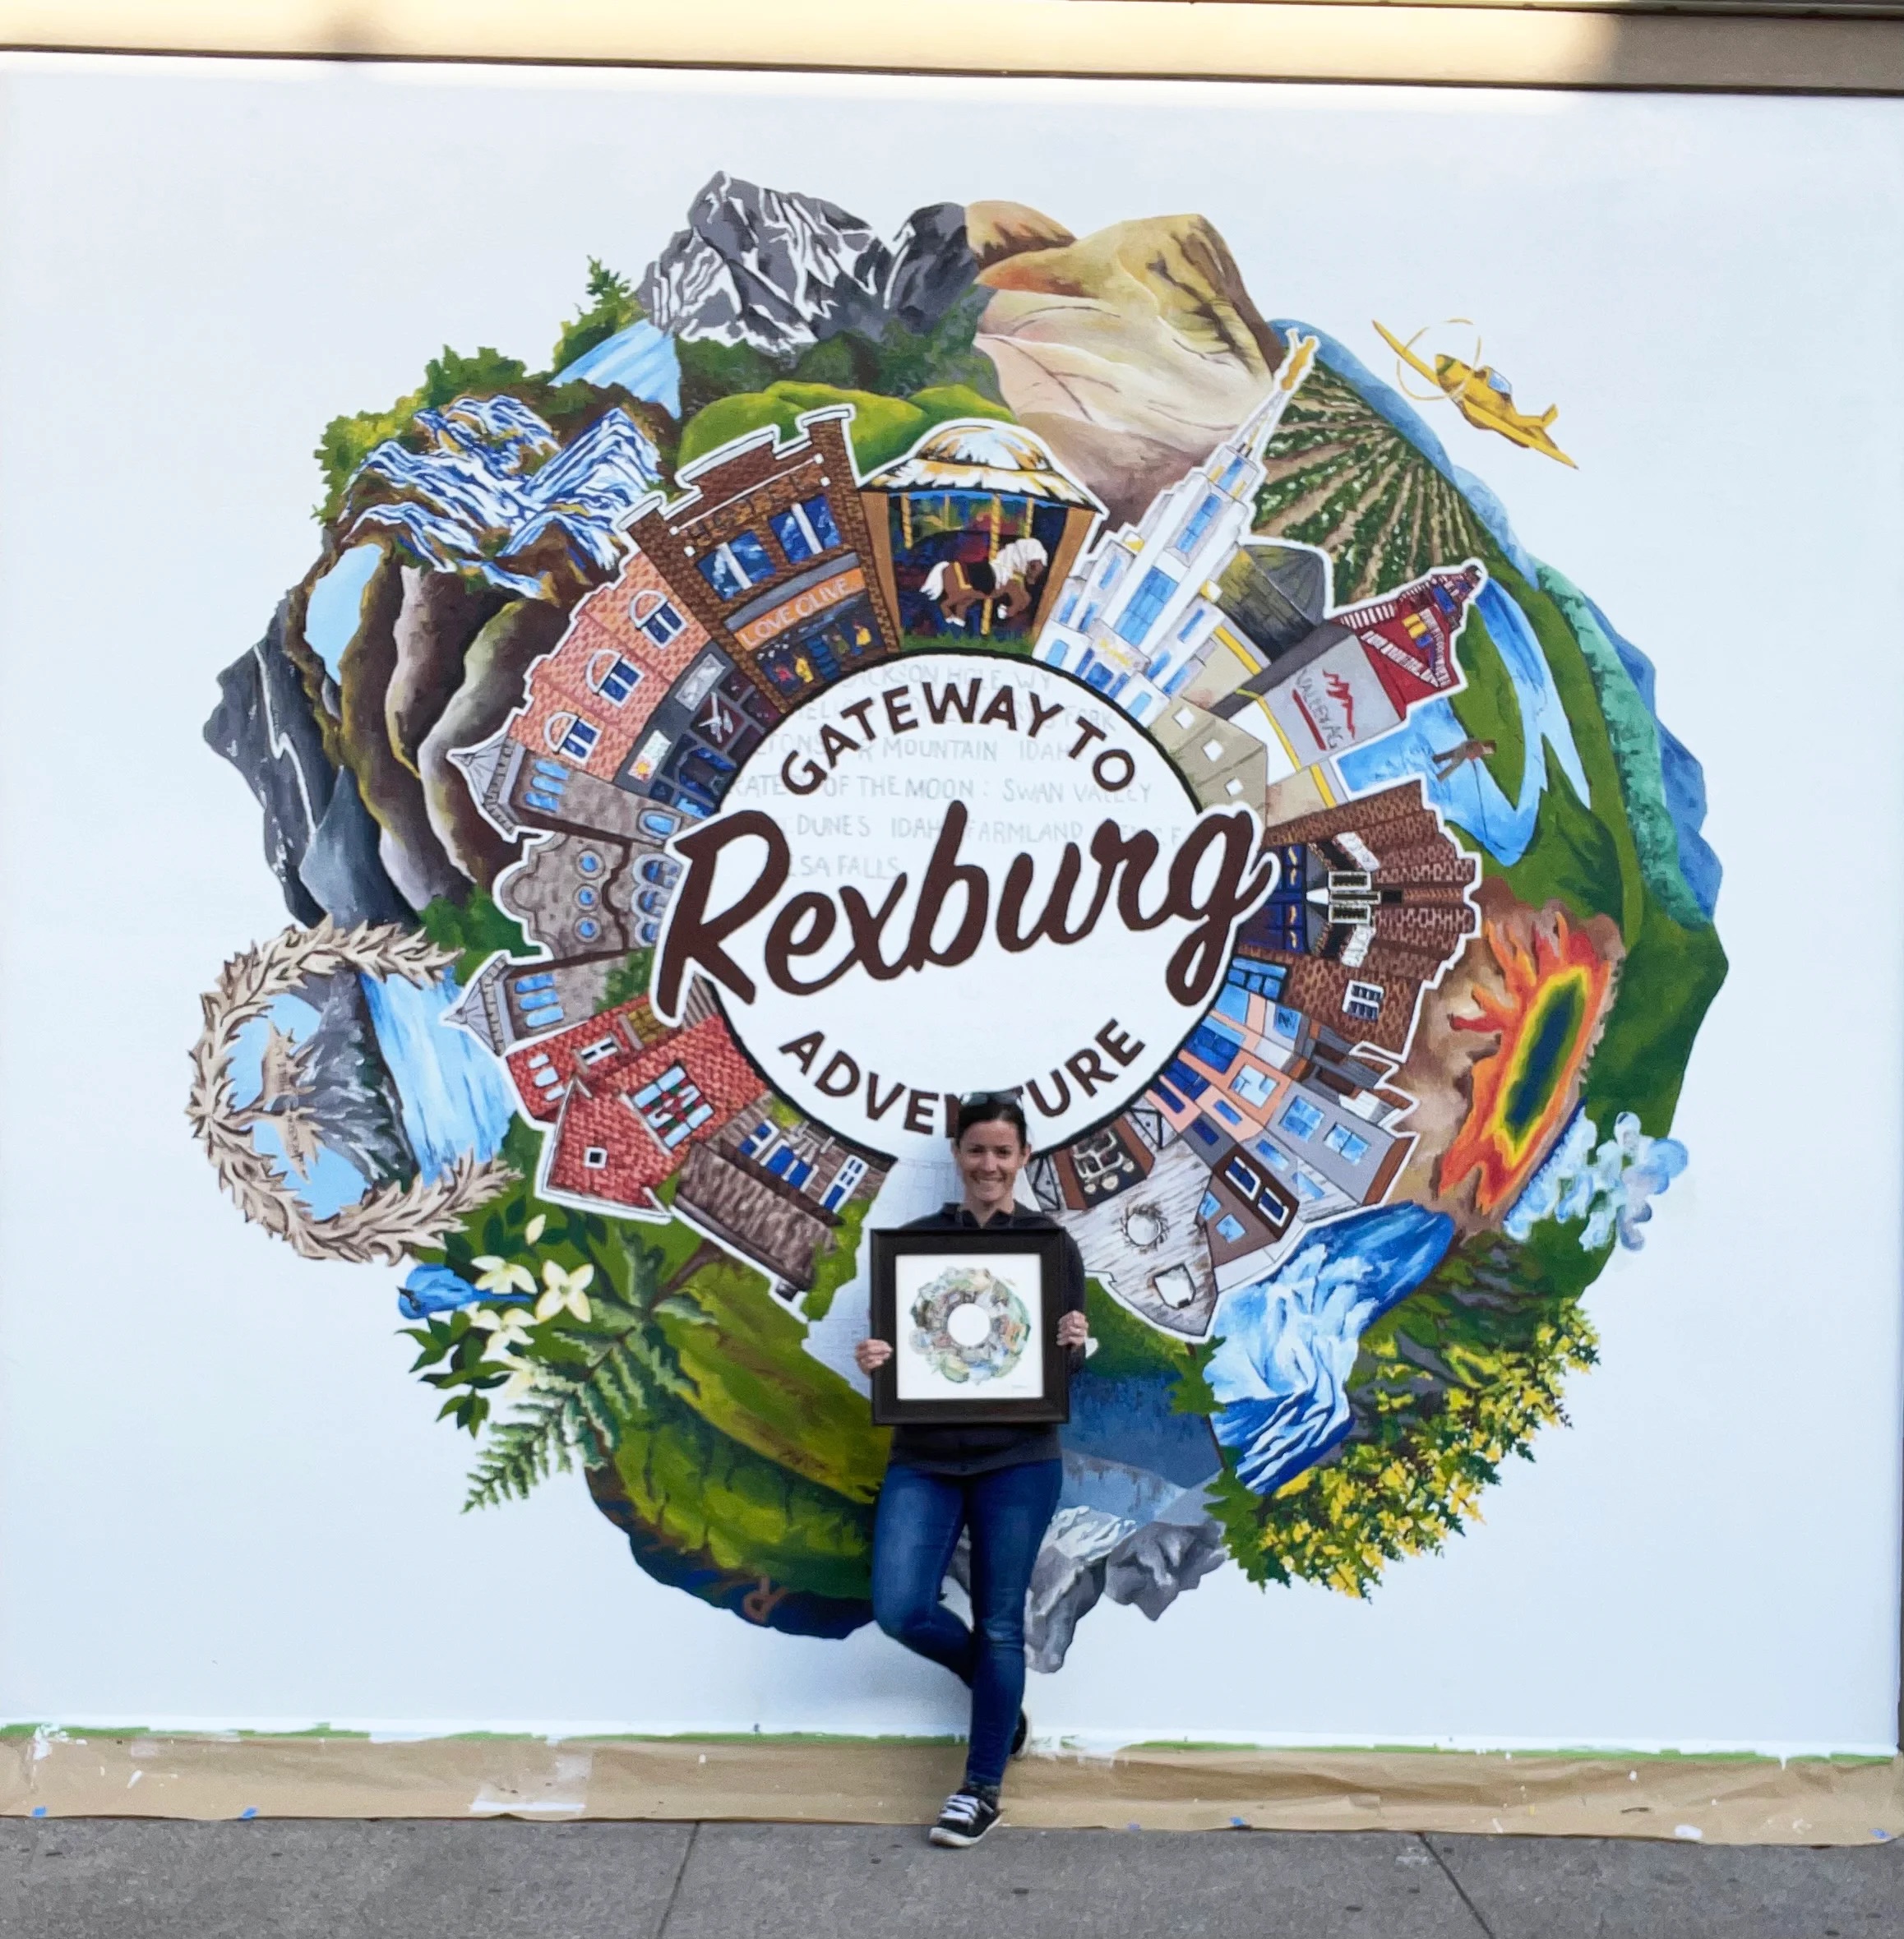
1236 333 1319 461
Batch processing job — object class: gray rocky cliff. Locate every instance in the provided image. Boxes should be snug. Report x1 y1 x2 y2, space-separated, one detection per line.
944 1490 1230 1672
205 598 408 927
293 967 417 1184
639 173 976 354
334 552 465 913
880 202 974 335
387 566 506 773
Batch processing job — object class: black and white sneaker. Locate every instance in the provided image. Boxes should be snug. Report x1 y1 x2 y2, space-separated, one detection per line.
929 1787 1001 1848
1011 1708 1029 1758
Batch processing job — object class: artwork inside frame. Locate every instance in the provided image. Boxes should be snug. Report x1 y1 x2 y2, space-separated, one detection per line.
870 1228 1071 1427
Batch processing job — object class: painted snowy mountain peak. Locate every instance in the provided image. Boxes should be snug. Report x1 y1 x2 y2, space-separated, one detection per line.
637 171 974 354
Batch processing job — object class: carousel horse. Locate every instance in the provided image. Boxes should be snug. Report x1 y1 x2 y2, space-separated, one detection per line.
919 537 1049 630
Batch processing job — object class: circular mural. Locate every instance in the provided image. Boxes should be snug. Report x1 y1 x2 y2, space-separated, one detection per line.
908 1267 1033 1387
192 179 1725 1661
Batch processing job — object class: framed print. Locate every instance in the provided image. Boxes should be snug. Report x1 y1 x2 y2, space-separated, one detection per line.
869 1228 1070 1427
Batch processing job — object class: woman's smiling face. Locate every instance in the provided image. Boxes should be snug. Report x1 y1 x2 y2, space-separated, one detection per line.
954 1116 1028 1217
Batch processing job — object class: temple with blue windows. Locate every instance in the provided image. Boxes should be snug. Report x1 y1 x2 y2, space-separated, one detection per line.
1033 338 1484 803
1033 377 1309 727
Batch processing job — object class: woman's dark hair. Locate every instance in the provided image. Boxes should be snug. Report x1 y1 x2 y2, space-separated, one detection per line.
953 1092 1029 1147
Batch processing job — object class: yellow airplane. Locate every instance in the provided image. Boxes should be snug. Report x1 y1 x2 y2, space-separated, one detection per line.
1374 320 1577 469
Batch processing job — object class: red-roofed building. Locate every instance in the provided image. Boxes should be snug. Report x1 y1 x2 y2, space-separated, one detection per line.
1212 561 1483 766
507 549 718 785
1338 565 1483 714
503 995 671 1123
532 1011 766 1219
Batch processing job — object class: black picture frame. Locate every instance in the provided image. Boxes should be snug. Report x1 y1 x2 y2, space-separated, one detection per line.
868 1226 1070 1428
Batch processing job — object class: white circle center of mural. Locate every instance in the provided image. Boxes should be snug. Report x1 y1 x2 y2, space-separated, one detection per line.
945 1302 992 1348
649 651 1277 1159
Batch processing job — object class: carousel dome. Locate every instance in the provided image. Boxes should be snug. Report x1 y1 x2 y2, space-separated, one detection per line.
868 418 1101 509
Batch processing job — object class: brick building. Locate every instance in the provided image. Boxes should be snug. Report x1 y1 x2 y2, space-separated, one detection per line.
449 530 782 847
506 547 723 785
622 406 902 709
502 993 681 1124
501 995 764 1218
495 829 678 963
673 1105 888 1297
1233 779 1479 1056
478 976 887 1286
445 404 917 1101
506 543 781 827
450 729 691 849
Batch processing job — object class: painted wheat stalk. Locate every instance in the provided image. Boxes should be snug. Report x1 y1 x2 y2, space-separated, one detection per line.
187 919 515 1263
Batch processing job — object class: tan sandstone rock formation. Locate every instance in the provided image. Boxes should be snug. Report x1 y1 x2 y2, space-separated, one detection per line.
972 209 1287 524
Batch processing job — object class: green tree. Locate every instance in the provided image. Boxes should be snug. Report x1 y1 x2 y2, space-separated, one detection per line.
677 337 783 422
314 346 532 523
418 887 534 986
675 282 1000 425
550 258 647 373
599 948 653 1009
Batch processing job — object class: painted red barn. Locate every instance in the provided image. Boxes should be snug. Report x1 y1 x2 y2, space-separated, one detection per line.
1337 564 1483 715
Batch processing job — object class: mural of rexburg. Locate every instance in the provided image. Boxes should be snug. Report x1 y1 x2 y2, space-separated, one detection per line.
191 181 1726 1663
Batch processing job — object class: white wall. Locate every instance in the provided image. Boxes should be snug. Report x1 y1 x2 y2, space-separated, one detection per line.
0 53 1897 1752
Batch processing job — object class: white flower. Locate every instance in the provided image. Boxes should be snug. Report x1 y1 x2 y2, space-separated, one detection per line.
534 1259 595 1324
523 1212 548 1247
494 1360 539 1402
471 1305 534 1360
471 1256 535 1297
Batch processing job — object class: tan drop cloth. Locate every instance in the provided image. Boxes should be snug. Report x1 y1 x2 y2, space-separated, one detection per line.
4 1734 1900 1845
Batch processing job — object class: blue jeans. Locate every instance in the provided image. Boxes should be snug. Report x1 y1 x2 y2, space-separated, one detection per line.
871 1458 1062 1792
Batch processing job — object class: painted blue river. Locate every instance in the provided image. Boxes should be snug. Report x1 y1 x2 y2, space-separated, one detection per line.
360 971 516 1182
231 972 515 1217
1337 581 1589 866
1208 1202 1455 1494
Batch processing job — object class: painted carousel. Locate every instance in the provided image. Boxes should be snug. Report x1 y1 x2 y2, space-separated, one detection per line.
857 419 1103 647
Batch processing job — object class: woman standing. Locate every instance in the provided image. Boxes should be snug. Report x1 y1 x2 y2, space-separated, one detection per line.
854 1093 1089 1848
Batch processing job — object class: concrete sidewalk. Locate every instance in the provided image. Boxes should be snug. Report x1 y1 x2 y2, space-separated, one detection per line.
0 1820 1897 1937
